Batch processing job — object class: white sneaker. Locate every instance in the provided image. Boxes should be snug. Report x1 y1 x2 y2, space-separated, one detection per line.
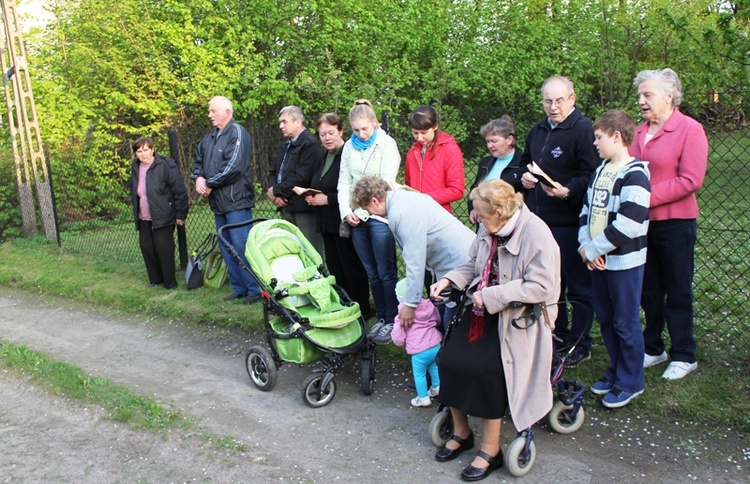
662 361 698 380
428 386 440 397
643 351 668 368
411 396 432 407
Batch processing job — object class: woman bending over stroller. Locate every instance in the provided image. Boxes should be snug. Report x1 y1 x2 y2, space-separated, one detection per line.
430 179 561 481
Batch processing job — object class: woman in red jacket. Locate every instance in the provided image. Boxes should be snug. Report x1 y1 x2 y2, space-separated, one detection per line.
405 105 465 213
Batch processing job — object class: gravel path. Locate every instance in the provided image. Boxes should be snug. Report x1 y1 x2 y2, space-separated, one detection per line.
0 290 745 482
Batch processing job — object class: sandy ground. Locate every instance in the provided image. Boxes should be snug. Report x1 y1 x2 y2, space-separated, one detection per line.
0 289 746 483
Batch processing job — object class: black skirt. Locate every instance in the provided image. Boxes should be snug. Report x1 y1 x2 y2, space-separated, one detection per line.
437 306 509 419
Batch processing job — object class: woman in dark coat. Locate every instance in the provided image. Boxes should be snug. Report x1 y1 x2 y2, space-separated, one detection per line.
130 137 189 289
305 114 371 317
467 116 525 225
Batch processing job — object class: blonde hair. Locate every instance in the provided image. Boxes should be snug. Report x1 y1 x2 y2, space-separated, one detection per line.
349 98 378 125
470 179 523 221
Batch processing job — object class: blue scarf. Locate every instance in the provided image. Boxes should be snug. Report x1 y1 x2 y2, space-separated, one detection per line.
351 127 379 151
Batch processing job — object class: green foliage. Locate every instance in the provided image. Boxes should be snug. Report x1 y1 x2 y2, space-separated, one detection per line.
6 0 748 228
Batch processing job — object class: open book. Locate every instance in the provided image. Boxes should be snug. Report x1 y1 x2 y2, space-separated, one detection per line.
292 186 322 197
527 161 561 189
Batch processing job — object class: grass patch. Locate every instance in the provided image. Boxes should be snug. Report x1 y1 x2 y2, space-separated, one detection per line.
0 341 189 431
564 329 750 433
0 214 750 432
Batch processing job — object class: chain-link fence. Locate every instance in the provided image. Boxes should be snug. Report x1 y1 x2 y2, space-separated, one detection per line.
52 89 750 356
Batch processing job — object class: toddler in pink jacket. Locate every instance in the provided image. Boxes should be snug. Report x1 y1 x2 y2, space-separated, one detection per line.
392 279 442 407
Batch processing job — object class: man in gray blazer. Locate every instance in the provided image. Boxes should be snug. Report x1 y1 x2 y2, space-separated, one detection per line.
351 175 475 333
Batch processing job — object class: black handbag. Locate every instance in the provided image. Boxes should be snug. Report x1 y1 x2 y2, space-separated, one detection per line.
185 234 216 290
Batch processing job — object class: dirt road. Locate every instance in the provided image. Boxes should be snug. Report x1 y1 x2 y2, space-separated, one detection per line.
0 290 745 482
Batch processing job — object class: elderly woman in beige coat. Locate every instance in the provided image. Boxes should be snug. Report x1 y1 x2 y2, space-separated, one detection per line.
431 179 560 481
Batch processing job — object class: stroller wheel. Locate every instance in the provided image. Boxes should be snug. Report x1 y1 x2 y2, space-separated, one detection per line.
245 346 278 391
360 350 376 396
302 373 337 407
428 407 453 447
506 434 536 477
548 400 585 434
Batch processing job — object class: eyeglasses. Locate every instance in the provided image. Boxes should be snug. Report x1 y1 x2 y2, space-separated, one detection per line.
541 94 574 108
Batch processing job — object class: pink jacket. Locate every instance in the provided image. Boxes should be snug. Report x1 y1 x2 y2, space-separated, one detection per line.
404 131 465 213
629 109 708 221
392 300 443 355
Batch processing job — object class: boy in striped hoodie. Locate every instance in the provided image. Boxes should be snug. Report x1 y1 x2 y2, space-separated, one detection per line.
578 110 651 408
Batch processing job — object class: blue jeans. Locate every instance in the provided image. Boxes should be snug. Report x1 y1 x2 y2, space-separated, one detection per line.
215 209 260 297
412 344 441 398
641 219 697 363
551 226 594 352
593 266 645 394
351 218 398 324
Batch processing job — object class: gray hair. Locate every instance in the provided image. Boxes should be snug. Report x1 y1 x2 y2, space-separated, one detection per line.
480 115 517 147
279 106 305 124
634 68 683 107
541 76 575 96
209 96 233 114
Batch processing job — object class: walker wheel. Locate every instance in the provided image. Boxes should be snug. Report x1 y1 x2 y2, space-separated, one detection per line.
506 435 536 477
548 400 585 434
302 373 337 407
428 407 453 447
245 346 277 391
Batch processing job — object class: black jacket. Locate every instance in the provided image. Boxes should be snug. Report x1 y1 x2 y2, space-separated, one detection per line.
267 128 325 213
520 108 600 227
309 146 345 234
192 118 256 214
466 149 525 214
131 153 189 229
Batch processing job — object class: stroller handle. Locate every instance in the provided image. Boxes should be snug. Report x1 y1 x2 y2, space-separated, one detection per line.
217 217 269 260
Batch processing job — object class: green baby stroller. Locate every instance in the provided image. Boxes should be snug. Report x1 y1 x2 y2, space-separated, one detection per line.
218 218 376 407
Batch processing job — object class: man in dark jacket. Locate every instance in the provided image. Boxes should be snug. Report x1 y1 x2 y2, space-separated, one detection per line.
192 96 261 304
266 106 325 257
520 76 600 366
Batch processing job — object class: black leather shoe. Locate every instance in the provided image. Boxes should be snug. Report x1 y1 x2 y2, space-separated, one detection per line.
223 293 246 302
244 294 261 305
435 433 474 462
460 450 504 481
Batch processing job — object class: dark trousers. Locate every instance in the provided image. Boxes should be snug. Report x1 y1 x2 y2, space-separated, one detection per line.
593 266 645 393
138 220 177 289
641 219 697 363
322 232 371 317
551 226 594 351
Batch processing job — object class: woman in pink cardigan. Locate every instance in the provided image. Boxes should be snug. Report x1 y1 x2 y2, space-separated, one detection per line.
629 68 708 381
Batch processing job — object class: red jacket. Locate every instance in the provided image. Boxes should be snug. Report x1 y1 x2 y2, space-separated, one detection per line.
405 131 465 212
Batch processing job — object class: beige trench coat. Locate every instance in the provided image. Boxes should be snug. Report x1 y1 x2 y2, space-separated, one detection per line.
443 205 561 431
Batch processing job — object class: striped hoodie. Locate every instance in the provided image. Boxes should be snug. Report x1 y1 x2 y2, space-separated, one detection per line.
578 158 651 271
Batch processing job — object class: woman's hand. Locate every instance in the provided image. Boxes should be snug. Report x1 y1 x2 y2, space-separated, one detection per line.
345 212 360 226
176 219 185 226
430 278 451 300
306 193 329 206
471 290 484 309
